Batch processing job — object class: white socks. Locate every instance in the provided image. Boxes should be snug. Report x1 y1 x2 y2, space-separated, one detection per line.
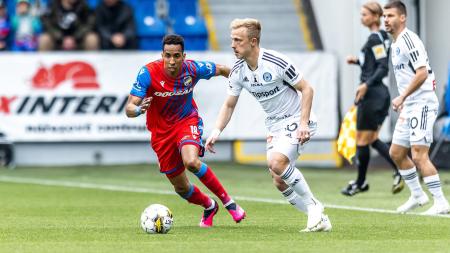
399 167 425 198
282 187 307 213
423 174 446 203
280 165 316 206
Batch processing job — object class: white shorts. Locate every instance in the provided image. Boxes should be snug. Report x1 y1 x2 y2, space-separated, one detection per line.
266 118 317 164
392 100 438 148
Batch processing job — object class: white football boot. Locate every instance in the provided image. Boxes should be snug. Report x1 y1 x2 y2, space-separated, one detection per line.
396 193 429 213
306 200 324 229
300 214 332 233
300 200 332 232
421 199 450 215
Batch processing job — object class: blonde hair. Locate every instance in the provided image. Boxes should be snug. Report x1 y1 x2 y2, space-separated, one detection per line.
230 18 261 43
363 1 383 26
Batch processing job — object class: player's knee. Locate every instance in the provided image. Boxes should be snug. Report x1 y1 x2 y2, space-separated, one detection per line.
389 147 402 163
411 150 428 166
173 184 190 195
183 158 201 172
268 158 288 176
272 175 288 191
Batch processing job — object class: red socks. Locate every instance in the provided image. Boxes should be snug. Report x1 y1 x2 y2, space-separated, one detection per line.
181 184 212 209
195 163 231 205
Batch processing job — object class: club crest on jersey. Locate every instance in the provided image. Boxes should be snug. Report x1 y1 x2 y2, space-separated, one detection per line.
396 47 400 56
183 76 192 86
263 72 272 82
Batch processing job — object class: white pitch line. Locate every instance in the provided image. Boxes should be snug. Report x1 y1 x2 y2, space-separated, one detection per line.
0 176 449 219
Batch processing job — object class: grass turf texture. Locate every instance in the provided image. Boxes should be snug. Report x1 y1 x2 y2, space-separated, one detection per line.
0 163 449 253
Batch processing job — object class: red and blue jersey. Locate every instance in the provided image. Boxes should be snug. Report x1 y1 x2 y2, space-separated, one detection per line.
130 59 216 135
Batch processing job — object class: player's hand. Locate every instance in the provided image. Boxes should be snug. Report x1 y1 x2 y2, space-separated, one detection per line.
354 83 368 104
298 123 310 145
392 95 405 112
138 97 152 114
346 55 358 65
205 129 221 153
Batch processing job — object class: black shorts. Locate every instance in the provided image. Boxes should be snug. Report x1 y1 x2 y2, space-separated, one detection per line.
356 85 390 131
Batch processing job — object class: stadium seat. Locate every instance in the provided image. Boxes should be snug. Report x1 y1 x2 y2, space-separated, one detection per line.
124 0 139 9
133 0 156 17
86 0 100 9
135 15 166 50
167 0 197 21
172 15 208 50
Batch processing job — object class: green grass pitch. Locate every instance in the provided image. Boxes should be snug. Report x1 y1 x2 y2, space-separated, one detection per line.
0 163 449 253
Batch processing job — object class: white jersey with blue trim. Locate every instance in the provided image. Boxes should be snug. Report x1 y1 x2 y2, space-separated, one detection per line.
228 48 304 132
391 28 437 103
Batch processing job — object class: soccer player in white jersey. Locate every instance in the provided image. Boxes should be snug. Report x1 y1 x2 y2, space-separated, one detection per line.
383 1 449 215
205 18 331 232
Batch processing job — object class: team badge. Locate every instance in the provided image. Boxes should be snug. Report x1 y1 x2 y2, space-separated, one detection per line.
263 72 272 82
396 47 400 56
183 76 192 86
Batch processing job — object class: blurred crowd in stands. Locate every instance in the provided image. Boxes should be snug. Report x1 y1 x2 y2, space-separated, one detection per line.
0 0 208 51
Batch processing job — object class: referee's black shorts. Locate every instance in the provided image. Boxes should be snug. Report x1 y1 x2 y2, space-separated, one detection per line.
356 85 390 131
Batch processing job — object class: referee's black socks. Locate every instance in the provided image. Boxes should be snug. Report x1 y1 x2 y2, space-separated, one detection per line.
371 139 399 174
355 145 370 187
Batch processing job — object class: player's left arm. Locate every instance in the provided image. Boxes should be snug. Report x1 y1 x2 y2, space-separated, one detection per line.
194 61 229 80
294 78 314 144
214 64 230 78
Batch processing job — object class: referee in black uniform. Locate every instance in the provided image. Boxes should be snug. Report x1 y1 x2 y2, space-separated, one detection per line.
341 1 404 196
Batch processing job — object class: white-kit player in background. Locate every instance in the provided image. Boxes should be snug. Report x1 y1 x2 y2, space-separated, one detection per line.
384 1 449 214
205 18 332 232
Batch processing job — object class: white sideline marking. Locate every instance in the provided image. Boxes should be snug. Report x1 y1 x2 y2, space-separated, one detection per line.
1 176 449 219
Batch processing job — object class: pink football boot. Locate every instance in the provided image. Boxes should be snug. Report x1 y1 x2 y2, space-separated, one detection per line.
199 200 219 228
225 202 246 223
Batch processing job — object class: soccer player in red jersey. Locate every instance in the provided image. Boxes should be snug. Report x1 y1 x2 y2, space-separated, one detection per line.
125 34 245 227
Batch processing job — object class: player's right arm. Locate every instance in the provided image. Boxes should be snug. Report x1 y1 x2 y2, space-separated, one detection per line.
392 34 428 112
205 95 239 153
205 68 243 153
125 66 152 118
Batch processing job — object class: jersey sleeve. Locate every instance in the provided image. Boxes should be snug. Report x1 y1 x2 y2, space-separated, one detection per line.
403 33 427 70
129 66 151 98
193 61 216 80
227 69 243 97
366 34 389 86
279 54 303 86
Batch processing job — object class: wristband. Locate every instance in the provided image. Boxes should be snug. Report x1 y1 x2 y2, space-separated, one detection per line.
135 106 142 116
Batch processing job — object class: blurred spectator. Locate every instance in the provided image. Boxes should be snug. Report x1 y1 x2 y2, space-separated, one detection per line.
11 0 41 51
0 0 10 51
39 0 98 50
0 131 15 169
95 0 136 50
30 0 50 17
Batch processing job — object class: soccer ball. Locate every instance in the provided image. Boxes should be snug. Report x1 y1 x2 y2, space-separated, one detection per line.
140 204 173 234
